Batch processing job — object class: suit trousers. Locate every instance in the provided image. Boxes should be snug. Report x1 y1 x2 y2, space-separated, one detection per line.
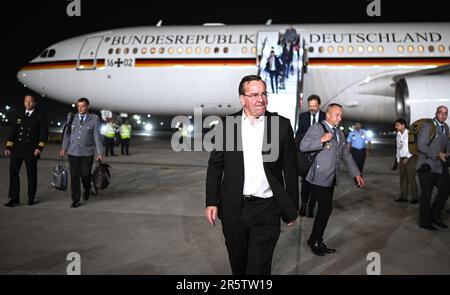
9 157 38 202
68 155 94 202
309 183 335 242
268 70 279 94
221 197 281 275
301 179 317 211
350 147 366 173
417 168 450 226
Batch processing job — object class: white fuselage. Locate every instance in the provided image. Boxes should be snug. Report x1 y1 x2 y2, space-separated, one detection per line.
18 23 450 125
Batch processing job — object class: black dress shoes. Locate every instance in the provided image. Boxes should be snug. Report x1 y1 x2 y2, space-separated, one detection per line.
299 205 307 217
307 240 325 256
319 242 336 253
394 197 408 202
433 220 448 228
4 200 20 207
83 192 90 201
420 224 437 230
27 199 36 206
409 199 418 204
307 209 315 218
71 201 80 208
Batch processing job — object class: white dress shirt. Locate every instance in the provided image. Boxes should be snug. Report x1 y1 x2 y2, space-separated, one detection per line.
241 111 273 198
396 129 412 162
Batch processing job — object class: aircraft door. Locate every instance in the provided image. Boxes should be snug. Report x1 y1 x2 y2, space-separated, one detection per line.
256 31 280 76
77 36 103 70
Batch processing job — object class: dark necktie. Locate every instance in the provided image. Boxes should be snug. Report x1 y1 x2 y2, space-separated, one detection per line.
26 112 30 117
80 115 85 125
312 113 316 125
441 125 445 134
332 127 339 143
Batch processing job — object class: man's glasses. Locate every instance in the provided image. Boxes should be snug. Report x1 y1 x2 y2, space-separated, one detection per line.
242 92 269 99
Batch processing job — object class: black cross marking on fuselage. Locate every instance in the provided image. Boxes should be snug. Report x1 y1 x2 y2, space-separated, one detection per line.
114 58 123 67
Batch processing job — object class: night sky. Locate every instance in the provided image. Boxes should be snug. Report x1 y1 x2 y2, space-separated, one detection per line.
1 0 449 129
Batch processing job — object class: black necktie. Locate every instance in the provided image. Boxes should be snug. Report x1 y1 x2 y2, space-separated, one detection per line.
441 125 445 134
332 127 339 143
80 115 85 125
312 113 316 125
26 112 30 117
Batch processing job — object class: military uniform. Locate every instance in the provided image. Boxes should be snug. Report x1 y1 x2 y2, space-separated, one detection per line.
5 109 48 204
416 119 450 229
346 129 372 173
62 113 104 205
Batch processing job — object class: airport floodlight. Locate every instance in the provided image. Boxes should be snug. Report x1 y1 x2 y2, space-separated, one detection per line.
145 123 153 131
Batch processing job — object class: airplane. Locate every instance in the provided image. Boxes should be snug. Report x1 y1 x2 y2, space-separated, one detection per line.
17 22 450 130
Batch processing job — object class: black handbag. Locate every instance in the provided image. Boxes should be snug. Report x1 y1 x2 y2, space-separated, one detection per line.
296 122 328 178
91 160 111 194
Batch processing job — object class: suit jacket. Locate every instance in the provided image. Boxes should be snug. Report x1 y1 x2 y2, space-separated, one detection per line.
294 110 326 145
300 120 360 187
5 109 48 159
62 113 104 157
416 119 450 174
205 110 299 224
265 56 283 73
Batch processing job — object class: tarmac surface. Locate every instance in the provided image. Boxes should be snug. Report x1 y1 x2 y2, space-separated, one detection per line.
0 130 449 275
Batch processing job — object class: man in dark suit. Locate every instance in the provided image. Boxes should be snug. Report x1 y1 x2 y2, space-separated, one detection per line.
4 94 48 207
294 95 326 218
205 75 298 275
265 50 283 94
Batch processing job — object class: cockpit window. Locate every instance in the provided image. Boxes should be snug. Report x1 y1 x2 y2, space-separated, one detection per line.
40 50 48 58
47 49 56 58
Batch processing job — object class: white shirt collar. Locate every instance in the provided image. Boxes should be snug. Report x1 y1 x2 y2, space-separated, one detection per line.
25 109 34 115
242 110 265 123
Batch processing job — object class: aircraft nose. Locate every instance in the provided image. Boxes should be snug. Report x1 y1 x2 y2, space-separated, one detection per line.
17 68 28 87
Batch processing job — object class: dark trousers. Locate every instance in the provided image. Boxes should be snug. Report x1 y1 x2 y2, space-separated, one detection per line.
221 198 280 275
68 155 94 202
284 62 291 78
105 137 115 156
268 71 279 94
309 184 335 242
121 139 130 155
8 157 38 202
417 169 450 226
351 147 366 173
301 179 316 211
